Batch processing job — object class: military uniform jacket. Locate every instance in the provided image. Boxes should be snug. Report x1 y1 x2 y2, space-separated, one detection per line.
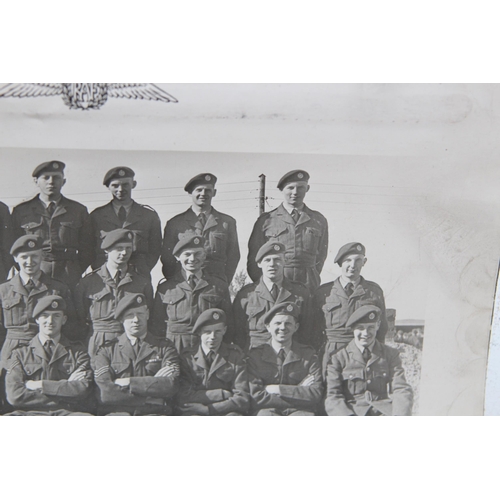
94 332 180 414
74 264 153 336
152 272 234 341
247 341 323 414
247 203 328 291
87 201 162 276
233 277 313 348
6 335 93 413
12 195 92 273
178 342 250 415
325 340 413 416
0 201 13 282
161 207 240 283
312 276 388 349
0 272 76 340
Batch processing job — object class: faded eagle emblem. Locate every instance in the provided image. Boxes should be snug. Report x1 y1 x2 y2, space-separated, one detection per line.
0 83 178 110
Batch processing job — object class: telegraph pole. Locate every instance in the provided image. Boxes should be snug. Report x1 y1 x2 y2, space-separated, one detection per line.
258 174 266 215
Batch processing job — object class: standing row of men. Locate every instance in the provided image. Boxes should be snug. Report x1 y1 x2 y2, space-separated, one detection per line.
0 161 413 415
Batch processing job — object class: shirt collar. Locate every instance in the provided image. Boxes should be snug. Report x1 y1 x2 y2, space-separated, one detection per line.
262 276 283 291
354 339 375 355
126 331 147 346
38 332 61 347
201 343 219 357
112 199 133 216
271 339 291 355
19 271 42 286
105 263 127 280
39 197 61 209
339 276 361 289
181 269 203 281
191 205 212 216
282 202 304 214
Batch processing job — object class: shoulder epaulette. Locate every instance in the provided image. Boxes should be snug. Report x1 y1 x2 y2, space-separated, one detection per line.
141 204 157 213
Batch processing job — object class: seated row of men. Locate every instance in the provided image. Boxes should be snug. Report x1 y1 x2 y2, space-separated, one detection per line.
4 293 413 416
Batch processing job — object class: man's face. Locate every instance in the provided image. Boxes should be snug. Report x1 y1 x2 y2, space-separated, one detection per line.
107 178 136 203
282 181 309 207
175 248 206 273
36 310 67 338
340 254 367 281
257 253 284 282
14 250 43 276
122 307 149 337
200 322 226 352
191 184 216 209
105 242 133 267
353 321 379 348
267 314 299 345
34 173 66 198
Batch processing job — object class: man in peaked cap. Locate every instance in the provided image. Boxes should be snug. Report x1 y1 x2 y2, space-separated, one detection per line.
11 160 92 291
160 172 240 284
74 228 153 364
94 293 180 415
247 302 323 416
85 167 162 278
312 242 388 375
5 295 94 416
0 201 13 282
247 169 328 293
0 235 76 372
152 234 233 352
233 241 313 350
325 305 413 416
176 308 250 416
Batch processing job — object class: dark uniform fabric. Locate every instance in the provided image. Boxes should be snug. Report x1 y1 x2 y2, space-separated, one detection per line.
177 342 250 415
11 195 91 290
0 201 13 283
94 332 180 415
161 207 240 284
74 264 153 359
247 204 328 292
152 272 234 352
5 335 94 414
247 341 323 415
233 277 313 349
325 339 413 416
0 273 76 369
87 201 162 278
312 276 388 372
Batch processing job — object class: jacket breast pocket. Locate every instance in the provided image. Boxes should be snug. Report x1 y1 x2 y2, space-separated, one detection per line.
342 368 366 395
200 293 222 311
303 227 322 253
58 221 82 245
145 358 162 375
215 365 234 386
163 289 186 321
23 362 43 378
91 290 114 320
111 362 131 378
246 304 266 331
209 231 227 256
322 299 342 327
21 220 45 237
264 224 288 241
2 295 24 324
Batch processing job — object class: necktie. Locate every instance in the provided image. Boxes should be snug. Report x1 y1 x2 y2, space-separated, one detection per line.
198 212 207 229
114 270 122 286
271 283 279 301
133 339 141 358
47 202 56 216
45 339 54 359
207 350 216 366
25 279 35 294
277 348 286 380
188 274 196 289
363 348 371 363
291 209 300 224
345 282 354 297
118 206 127 223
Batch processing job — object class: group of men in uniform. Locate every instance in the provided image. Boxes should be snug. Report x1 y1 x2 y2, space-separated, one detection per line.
0 161 413 416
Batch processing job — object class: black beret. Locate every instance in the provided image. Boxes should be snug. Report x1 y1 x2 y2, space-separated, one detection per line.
334 242 366 265
277 170 310 190
114 293 148 320
10 235 43 256
33 295 67 318
32 161 65 178
346 305 381 328
103 167 135 186
101 229 134 250
263 301 300 324
255 241 285 263
173 234 206 256
184 173 217 193
193 308 226 334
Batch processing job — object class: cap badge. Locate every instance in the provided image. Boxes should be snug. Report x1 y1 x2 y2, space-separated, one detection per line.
369 312 375 320
52 162 59 169
274 244 280 251
298 172 304 179
357 245 362 251
127 232 133 239
205 175 211 181
119 169 125 176
137 296 143 304
28 241 35 248
213 312 220 320
194 238 200 244
51 301 58 309
286 304 293 312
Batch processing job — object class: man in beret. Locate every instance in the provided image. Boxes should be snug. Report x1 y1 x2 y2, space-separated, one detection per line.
247 170 328 293
247 302 323 416
0 235 76 371
5 295 94 416
233 241 313 350
160 173 240 284
94 293 180 415
312 242 388 374
325 305 413 416
74 229 153 363
152 235 233 352
12 161 92 291
86 167 162 278
176 308 250 416
0 201 13 282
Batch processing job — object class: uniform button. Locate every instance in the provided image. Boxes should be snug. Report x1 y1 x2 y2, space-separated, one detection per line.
367 379 371 384
383 373 387 376
367 367 370 371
